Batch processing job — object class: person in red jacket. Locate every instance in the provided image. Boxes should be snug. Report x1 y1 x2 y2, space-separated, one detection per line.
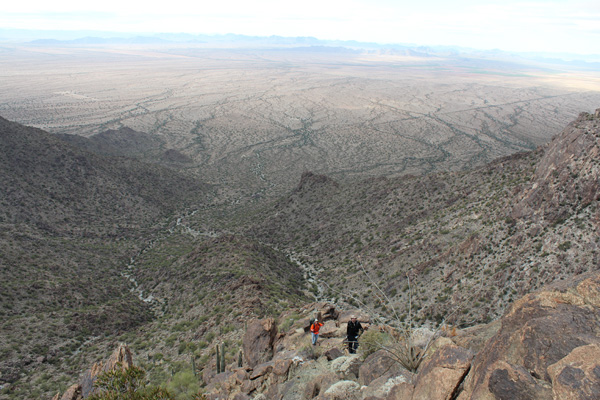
310 319 324 345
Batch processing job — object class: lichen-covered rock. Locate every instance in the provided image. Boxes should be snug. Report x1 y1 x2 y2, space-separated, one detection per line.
548 343 600 400
361 374 413 399
304 372 340 399
330 355 361 379
410 327 435 349
359 350 408 386
320 380 360 400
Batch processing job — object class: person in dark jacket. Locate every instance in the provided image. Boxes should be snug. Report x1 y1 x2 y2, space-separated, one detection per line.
346 315 364 354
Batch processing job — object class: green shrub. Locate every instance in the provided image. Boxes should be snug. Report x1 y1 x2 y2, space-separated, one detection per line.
279 313 301 332
359 330 390 360
165 370 201 400
558 241 572 251
87 364 175 400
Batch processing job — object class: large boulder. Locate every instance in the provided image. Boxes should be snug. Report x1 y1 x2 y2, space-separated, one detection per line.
319 320 340 338
330 355 361 379
243 318 278 368
452 320 501 354
249 361 274 380
324 347 344 361
317 380 360 400
272 358 293 378
318 303 340 322
411 341 473 400
547 343 600 400
457 272 600 399
359 349 408 386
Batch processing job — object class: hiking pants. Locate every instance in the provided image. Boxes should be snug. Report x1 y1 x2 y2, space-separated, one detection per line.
348 336 359 353
311 332 319 345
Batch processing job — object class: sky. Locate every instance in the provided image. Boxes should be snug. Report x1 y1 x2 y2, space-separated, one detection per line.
2 0 600 55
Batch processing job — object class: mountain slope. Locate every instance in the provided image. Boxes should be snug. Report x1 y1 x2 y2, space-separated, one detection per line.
0 116 210 398
57 127 194 166
0 117 207 233
245 109 600 326
2 108 599 398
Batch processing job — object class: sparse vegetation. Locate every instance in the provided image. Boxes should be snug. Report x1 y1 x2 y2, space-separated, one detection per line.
1 48 599 398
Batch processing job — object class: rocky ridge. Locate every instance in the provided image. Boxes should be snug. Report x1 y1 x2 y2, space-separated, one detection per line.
55 269 600 399
200 270 600 399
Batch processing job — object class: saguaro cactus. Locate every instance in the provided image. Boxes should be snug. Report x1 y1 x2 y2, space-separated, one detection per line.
216 345 221 373
220 342 226 372
216 343 226 373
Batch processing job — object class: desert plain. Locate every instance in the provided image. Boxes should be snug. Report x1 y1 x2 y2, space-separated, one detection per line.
1 44 600 200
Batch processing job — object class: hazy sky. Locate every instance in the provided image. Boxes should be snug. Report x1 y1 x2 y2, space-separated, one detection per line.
2 0 600 54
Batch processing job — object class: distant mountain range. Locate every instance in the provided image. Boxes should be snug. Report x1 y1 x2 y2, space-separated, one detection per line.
1 28 599 67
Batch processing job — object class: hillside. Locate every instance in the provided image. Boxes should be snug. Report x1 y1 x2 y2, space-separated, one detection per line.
244 109 600 327
0 116 207 233
57 127 194 166
0 117 211 398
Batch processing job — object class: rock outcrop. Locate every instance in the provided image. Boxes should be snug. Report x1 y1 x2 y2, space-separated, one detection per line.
55 270 600 400
52 344 133 400
512 109 600 222
243 318 278 368
457 272 600 400
200 270 600 400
